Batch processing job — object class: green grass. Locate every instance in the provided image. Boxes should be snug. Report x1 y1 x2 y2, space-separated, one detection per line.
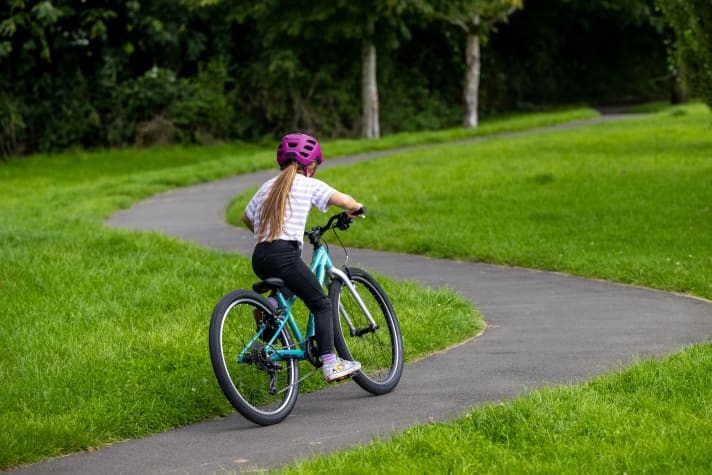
231 103 712 473
0 107 593 469
231 103 712 299
0 106 598 469
320 106 599 157
0 199 474 468
280 342 712 474
2 104 710 471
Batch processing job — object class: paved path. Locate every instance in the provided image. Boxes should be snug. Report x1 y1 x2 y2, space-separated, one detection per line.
15 117 712 474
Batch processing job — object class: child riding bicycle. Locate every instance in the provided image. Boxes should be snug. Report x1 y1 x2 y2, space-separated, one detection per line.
241 133 364 382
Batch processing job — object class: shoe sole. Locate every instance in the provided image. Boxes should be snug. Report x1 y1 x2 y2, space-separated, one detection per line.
324 364 361 383
326 375 350 383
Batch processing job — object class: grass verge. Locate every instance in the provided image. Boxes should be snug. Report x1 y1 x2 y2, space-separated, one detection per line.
230 103 711 299
280 341 712 474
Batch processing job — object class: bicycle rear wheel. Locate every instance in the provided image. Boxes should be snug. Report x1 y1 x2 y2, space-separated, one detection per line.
330 267 403 395
209 290 299 426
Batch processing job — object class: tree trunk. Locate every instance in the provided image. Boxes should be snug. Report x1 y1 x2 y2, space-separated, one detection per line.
463 25 481 129
671 55 688 104
361 19 380 139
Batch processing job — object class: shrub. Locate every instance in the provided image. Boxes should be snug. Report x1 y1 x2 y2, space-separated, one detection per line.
656 0 712 109
171 60 234 144
0 91 26 158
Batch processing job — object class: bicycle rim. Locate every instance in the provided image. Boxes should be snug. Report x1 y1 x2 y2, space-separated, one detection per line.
209 290 299 425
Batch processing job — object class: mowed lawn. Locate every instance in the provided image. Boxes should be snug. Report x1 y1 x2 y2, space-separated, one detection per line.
1 104 710 472
312 104 712 300
0 108 597 469
237 103 710 474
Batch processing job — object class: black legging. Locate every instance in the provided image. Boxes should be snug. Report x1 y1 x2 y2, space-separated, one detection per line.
252 240 334 355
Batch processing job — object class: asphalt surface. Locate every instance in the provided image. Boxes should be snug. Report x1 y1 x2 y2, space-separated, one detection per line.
14 117 712 474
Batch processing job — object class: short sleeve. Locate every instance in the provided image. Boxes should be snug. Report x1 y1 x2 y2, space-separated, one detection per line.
311 178 337 212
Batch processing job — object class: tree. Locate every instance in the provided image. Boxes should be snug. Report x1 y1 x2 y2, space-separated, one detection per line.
0 0 674 157
359 0 418 138
655 0 712 109
361 10 380 139
0 0 125 153
427 0 522 128
225 0 419 139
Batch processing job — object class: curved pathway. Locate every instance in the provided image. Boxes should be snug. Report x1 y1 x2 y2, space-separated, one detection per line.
16 117 712 474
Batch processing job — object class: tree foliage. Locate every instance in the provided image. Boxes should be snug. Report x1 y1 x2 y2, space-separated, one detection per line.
655 0 712 109
0 0 671 158
484 0 668 109
427 0 521 35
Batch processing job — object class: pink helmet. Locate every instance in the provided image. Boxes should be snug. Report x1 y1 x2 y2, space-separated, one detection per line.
276 133 323 167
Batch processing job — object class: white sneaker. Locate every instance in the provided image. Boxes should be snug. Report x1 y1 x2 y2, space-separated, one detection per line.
322 358 361 382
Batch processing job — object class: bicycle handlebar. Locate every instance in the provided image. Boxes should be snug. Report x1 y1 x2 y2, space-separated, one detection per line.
305 207 366 246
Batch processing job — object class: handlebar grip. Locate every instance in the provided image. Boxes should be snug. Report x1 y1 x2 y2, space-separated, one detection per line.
352 206 366 217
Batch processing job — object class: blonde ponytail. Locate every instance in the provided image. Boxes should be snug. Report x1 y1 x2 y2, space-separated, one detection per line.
258 162 298 242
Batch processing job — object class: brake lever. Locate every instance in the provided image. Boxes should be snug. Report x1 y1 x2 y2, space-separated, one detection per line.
336 212 352 230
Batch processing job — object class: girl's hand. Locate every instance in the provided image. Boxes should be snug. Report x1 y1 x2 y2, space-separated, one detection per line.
347 206 366 218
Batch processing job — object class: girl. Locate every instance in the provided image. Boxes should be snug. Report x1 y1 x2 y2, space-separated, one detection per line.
242 133 363 382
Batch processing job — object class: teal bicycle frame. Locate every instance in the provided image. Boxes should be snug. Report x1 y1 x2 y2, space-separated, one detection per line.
239 236 378 366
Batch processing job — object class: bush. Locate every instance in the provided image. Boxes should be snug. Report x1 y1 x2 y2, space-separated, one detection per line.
103 67 186 146
656 0 712 109
99 62 236 147
171 60 234 144
0 91 26 158
36 73 102 152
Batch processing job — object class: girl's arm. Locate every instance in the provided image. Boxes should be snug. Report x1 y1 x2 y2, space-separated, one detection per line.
328 192 363 214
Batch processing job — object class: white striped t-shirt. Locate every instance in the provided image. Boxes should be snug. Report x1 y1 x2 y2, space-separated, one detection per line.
245 173 337 248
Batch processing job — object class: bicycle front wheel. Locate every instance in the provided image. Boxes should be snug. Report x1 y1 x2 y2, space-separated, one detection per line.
209 290 299 426
330 267 404 395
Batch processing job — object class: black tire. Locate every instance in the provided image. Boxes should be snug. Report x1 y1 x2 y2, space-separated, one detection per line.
209 289 299 425
329 268 404 395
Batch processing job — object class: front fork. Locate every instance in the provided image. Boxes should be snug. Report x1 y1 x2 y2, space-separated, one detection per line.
327 267 379 336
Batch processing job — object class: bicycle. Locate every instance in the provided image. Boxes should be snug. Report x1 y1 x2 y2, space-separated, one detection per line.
209 209 404 426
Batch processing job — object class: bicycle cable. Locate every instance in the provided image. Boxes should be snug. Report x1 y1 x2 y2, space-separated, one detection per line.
331 228 350 268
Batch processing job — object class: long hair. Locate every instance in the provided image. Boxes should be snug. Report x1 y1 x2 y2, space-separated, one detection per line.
258 161 298 242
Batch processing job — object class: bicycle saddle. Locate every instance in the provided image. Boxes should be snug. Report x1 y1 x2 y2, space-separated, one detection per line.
253 278 285 294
